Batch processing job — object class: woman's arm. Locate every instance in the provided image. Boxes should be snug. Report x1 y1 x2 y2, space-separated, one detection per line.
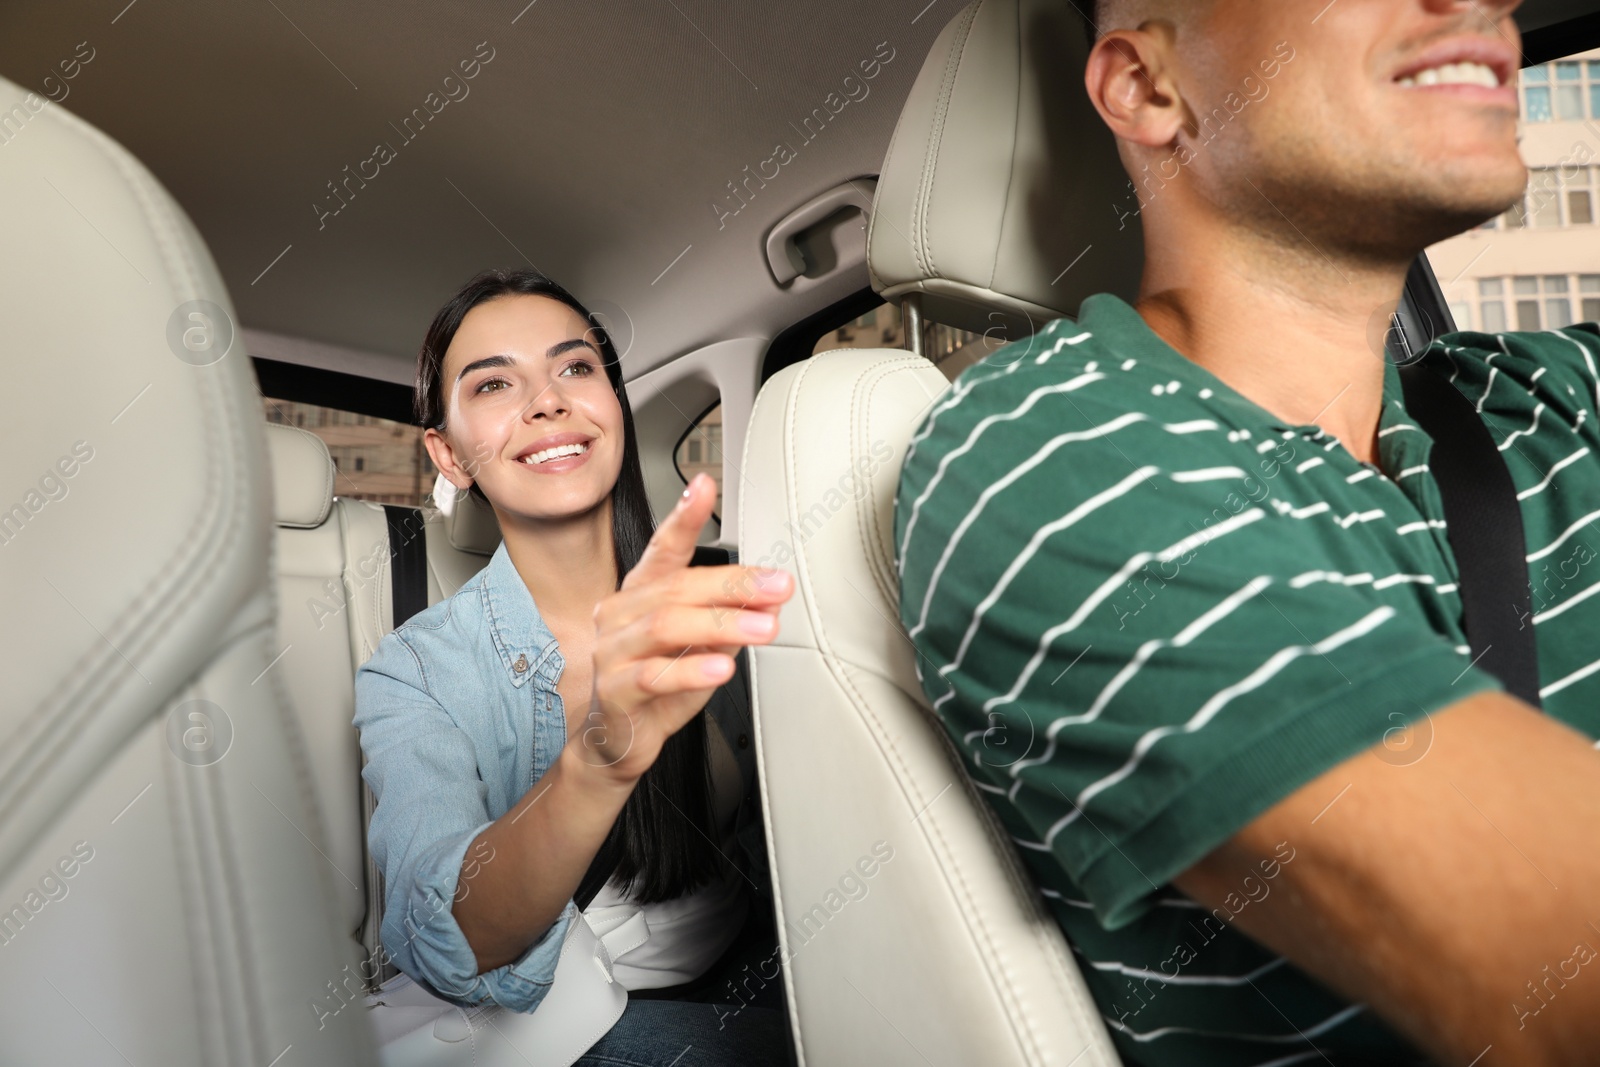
451 473 794 974
354 637 564 1010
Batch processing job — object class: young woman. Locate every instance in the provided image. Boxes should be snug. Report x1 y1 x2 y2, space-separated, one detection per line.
353 269 794 1065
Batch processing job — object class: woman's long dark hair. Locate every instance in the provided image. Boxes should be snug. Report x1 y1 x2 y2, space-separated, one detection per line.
417 268 720 904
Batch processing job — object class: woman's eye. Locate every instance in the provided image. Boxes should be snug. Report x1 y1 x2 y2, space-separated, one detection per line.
474 378 509 394
560 360 595 378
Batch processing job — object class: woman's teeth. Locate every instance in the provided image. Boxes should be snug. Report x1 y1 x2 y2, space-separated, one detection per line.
521 442 589 465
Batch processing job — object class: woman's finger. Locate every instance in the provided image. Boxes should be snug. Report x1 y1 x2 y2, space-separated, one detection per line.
600 603 777 665
623 473 718 590
599 564 793 634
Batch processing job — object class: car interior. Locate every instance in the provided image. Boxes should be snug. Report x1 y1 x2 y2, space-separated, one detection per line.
2 0 1597 1064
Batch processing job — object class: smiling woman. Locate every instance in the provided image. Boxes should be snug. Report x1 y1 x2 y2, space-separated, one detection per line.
352 268 794 1065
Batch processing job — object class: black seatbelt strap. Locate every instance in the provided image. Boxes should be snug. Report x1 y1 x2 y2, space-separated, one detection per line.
364 505 430 992
382 505 429 628
1396 360 1543 708
1391 257 1543 709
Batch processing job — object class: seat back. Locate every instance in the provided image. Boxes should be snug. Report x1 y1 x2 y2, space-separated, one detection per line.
741 1 1132 1063
0 76 377 1065
265 428 503 997
266 424 371 965
744 352 1121 1067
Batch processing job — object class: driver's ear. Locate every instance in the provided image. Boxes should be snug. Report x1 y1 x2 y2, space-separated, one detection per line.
1084 27 1187 150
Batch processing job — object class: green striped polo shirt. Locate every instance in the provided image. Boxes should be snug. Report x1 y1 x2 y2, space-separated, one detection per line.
894 292 1600 1067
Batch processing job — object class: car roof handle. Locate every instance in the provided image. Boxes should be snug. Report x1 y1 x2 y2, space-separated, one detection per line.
764 178 878 285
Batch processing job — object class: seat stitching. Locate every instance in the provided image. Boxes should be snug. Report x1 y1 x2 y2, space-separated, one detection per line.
756 357 815 1067
917 1 982 280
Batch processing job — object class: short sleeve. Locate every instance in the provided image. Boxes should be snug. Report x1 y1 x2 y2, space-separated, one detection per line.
354 630 572 1012
1443 324 1600 431
896 369 1504 930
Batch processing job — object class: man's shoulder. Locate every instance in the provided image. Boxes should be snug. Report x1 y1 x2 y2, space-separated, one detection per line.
1431 323 1600 372
901 312 1233 497
942 314 1159 408
1437 322 1600 350
1427 324 1600 425
892 309 1267 601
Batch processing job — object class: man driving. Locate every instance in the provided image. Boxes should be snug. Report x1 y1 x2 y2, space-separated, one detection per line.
896 1 1600 1064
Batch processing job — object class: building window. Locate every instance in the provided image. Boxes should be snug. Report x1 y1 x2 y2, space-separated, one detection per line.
261 398 436 507
1556 62 1585 120
1545 275 1574 329
1513 276 1542 330
1478 278 1507 333
1466 276 1600 332
1571 188 1595 225
674 403 725 523
1492 164 1600 229
1521 57 1600 122
1582 276 1600 324
1529 168 1563 226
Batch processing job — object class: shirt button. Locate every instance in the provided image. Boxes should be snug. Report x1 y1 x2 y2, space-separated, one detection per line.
513 654 528 674
738 733 749 749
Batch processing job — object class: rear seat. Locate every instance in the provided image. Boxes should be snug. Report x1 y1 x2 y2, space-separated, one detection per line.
265 423 501 1001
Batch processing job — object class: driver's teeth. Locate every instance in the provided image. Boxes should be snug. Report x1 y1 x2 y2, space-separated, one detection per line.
1399 61 1499 90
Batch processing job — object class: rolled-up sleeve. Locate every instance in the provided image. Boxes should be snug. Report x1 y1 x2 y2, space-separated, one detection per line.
353 629 572 1012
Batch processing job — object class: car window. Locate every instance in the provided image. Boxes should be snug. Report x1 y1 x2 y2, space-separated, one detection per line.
675 403 725 522
811 302 995 381
263 398 437 507
1428 46 1600 332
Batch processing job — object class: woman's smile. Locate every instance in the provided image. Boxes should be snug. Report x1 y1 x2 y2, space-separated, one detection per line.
514 433 595 475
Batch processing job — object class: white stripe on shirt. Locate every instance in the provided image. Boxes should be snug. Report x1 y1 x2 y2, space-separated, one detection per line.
1046 607 1395 838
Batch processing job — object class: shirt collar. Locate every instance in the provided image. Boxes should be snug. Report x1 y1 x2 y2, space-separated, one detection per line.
1374 352 1438 480
480 540 564 689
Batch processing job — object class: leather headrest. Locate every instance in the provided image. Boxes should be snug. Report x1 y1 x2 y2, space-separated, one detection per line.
266 423 334 528
432 474 502 556
868 0 1142 336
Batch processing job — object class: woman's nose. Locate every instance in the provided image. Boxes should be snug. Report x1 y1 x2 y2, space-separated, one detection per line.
519 379 569 421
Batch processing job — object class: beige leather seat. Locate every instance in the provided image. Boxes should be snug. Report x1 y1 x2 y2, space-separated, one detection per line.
740 2 1139 1064
269 436 502 970
0 76 378 1065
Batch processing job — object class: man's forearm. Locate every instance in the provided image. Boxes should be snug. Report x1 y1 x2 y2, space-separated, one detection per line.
1174 690 1600 1066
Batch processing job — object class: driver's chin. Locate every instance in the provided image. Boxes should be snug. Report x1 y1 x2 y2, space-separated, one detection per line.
1401 154 1527 230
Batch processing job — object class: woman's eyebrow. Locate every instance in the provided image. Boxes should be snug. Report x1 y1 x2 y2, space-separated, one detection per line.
455 353 514 383
547 338 600 358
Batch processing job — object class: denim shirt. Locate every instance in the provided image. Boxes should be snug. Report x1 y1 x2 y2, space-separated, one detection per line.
352 539 762 1014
